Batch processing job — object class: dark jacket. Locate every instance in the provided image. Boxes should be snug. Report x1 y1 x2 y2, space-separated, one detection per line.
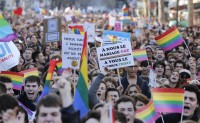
18 92 37 111
120 74 151 99
88 73 105 109
61 104 80 123
155 112 199 123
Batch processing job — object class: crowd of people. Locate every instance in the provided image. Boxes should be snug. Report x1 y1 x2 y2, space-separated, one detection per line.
0 7 200 123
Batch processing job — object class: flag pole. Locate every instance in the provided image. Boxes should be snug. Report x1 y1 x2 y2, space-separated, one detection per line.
160 114 165 123
180 88 185 122
73 69 76 94
183 41 192 57
117 68 122 86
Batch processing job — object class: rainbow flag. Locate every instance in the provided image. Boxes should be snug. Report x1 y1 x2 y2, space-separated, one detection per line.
0 14 17 42
69 25 84 35
152 88 184 113
0 71 24 90
155 26 184 51
20 68 38 78
56 60 65 75
136 100 160 123
107 35 117 43
123 7 128 16
73 32 89 118
132 49 148 61
36 60 57 103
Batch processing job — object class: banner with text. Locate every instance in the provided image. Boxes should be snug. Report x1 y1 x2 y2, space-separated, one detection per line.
97 41 134 71
62 34 84 69
0 41 20 71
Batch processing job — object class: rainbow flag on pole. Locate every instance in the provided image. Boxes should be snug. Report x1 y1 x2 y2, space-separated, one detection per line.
136 100 160 123
155 26 184 51
132 49 148 61
0 14 17 42
1 71 24 90
69 25 84 35
56 60 65 75
73 32 89 118
36 60 57 103
20 68 39 78
152 88 184 113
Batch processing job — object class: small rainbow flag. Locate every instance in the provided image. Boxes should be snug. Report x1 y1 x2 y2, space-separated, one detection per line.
109 104 115 123
107 35 117 43
132 49 148 61
152 88 184 113
1 71 24 90
123 7 128 16
56 60 65 75
36 60 57 103
69 25 84 35
155 26 184 51
0 14 17 42
73 32 89 118
136 100 160 123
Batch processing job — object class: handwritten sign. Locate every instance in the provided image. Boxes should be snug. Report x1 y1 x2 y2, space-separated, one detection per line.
97 42 134 71
0 42 20 71
62 34 84 69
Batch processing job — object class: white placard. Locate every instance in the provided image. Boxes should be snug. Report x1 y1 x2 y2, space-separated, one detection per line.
62 34 84 69
48 19 58 32
109 15 116 27
97 42 134 71
0 41 20 71
68 23 95 43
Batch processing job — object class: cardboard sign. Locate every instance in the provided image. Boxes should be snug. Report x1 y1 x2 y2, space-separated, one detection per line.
62 34 84 69
0 41 20 71
43 17 61 43
114 21 122 31
68 23 95 43
97 42 134 71
103 30 131 45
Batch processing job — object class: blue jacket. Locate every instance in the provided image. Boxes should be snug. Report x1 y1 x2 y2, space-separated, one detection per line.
120 74 151 99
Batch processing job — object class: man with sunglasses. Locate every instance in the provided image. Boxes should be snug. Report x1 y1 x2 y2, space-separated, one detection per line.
120 59 151 98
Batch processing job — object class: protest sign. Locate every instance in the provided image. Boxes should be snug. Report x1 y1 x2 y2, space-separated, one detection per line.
114 21 122 31
68 23 95 43
97 42 134 71
43 17 61 43
103 30 131 45
62 34 84 69
0 41 20 71
109 15 116 27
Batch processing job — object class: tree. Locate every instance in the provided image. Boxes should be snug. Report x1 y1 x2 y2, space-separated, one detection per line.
188 0 193 27
158 0 165 23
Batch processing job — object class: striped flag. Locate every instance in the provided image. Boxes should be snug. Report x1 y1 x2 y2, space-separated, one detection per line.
132 49 148 61
1 71 24 90
155 26 184 51
0 14 17 42
56 60 65 75
136 100 160 123
73 32 89 118
69 25 84 35
36 60 57 103
152 88 184 113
